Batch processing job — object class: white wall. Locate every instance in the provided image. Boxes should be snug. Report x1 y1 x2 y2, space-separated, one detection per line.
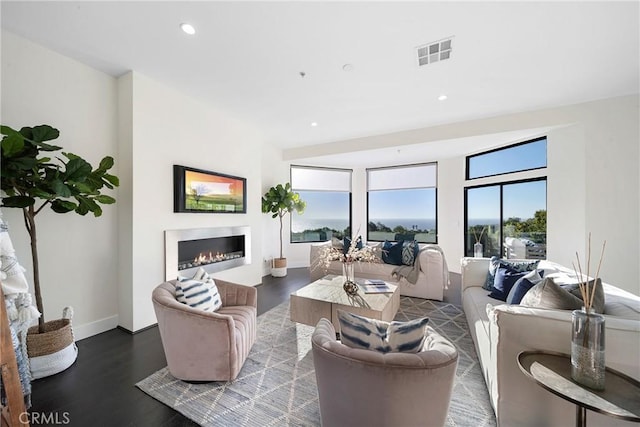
260 143 287 276
281 95 640 295
2 32 268 336
121 72 265 332
116 72 134 331
583 98 639 288
351 168 368 238
437 156 466 269
1 31 120 339
546 125 586 266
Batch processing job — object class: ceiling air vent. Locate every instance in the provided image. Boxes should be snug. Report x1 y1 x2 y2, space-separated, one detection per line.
417 37 453 66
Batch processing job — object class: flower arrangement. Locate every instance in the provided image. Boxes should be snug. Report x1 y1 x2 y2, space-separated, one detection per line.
315 235 379 271
572 233 606 314
312 234 380 295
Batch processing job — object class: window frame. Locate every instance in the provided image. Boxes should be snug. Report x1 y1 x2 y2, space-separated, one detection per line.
465 136 547 181
366 162 438 244
463 176 547 259
289 165 353 244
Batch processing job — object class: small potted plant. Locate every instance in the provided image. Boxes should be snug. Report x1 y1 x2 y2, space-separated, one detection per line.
1 124 119 377
261 183 305 277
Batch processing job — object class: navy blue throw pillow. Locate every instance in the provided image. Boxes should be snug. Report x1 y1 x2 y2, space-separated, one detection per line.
506 270 544 304
483 257 540 291
401 240 420 266
488 268 528 302
382 240 404 265
343 236 363 256
506 277 537 304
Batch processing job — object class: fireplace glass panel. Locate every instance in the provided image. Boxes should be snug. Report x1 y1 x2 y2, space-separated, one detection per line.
178 235 245 271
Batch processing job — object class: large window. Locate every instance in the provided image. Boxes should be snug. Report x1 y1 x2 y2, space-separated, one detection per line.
466 137 547 180
367 163 437 243
465 138 547 259
290 166 352 243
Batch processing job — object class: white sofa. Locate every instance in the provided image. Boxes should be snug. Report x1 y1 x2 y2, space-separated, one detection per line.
461 257 640 427
309 241 448 300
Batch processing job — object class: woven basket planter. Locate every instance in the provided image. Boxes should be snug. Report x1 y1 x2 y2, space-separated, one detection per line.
26 318 74 358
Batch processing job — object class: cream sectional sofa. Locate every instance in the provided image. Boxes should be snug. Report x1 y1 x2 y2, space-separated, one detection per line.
309 241 448 300
461 257 640 427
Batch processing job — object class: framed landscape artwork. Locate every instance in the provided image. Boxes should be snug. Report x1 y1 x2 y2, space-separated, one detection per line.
173 165 246 213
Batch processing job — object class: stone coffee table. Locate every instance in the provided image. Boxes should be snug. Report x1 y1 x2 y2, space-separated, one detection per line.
290 274 400 331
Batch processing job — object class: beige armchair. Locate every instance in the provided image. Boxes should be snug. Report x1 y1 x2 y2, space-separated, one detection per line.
311 318 458 427
152 279 257 381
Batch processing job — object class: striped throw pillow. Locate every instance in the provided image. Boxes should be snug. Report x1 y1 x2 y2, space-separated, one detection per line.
192 267 210 282
337 310 429 353
175 277 222 312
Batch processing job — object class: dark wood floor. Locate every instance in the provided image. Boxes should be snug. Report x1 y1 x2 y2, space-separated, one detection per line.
28 268 311 427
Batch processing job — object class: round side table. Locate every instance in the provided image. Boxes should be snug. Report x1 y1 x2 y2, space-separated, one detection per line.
517 350 640 427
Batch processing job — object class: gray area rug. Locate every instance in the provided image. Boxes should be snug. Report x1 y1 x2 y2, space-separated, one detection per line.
137 297 496 426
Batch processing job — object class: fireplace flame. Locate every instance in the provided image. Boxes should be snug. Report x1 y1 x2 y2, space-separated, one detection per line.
179 249 243 271
193 251 228 265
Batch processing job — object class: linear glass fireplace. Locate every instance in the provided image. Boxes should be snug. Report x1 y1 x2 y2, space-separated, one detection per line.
165 226 251 280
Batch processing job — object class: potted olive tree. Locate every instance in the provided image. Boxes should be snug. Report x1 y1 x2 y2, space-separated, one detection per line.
1 124 119 376
261 183 305 277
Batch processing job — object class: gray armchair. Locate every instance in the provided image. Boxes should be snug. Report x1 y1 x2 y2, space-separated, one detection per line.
152 279 257 381
311 318 458 427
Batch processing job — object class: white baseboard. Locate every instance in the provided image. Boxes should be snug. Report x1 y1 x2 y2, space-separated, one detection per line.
73 315 119 341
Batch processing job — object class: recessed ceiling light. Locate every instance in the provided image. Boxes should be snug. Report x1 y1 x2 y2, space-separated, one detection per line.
311 122 318 127
342 64 354 72
180 23 196 35
438 94 448 101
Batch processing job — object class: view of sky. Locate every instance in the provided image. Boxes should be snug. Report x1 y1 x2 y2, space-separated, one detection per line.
503 181 546 219
467 180 546 221
369 188 435 220
468 138 546 179
293 191 349 220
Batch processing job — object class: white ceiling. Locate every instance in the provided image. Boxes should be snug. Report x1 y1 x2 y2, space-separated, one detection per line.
1 1 639 164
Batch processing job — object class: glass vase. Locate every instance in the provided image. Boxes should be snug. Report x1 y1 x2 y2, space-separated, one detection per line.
473 242 483 258
342 261 358 295
571 308 605 390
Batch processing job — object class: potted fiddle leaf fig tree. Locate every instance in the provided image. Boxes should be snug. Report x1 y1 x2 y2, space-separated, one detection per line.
1 124 119 377
261 183 305 277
